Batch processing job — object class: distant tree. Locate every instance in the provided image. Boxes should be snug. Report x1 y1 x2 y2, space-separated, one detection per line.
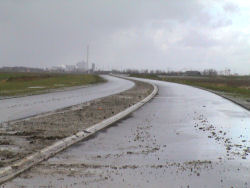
141 69 149 74
156 70 165 74
224 68 231 76
203 69 218 76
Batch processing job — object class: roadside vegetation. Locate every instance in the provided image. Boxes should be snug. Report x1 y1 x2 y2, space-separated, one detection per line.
130 74 250 99
0 72 105 96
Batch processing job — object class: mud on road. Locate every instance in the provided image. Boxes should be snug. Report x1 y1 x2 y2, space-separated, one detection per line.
0 80 153 168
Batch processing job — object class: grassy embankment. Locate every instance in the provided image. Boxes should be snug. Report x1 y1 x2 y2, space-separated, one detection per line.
130 74 250 99
0 72 105 97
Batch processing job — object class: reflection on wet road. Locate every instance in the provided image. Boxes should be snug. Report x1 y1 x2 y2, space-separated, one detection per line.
0 75 134 123
3 78 250 188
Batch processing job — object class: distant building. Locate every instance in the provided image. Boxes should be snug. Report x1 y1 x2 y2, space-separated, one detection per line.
50 66 65 72
76 61 88 72
65 65 76 72
184 71 201 76
91 63 95 72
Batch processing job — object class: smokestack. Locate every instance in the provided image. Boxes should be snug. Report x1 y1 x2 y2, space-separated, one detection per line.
86 45 89 70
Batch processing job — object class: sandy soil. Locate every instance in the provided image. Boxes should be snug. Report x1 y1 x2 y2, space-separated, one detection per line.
0 80 153 168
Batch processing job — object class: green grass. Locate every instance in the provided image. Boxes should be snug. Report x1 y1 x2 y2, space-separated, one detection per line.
0 72 106 96
130 74 250 99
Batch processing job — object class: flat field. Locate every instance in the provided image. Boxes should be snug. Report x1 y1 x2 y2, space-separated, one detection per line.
0 72 105 96
164 76 250 98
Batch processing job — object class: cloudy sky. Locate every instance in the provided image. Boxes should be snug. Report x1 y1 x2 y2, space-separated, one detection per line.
0 0 250 74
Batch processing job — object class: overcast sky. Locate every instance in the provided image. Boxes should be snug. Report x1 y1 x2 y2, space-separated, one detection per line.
0 0 250 74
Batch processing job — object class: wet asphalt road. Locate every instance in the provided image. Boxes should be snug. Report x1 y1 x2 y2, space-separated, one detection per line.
0 75 134 123
3 78 250 188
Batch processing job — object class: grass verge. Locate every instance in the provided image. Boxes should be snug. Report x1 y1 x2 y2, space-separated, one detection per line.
0 72 106 97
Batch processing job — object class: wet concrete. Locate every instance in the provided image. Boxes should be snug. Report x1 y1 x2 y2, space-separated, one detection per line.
3 79 250 188
0 75 134 123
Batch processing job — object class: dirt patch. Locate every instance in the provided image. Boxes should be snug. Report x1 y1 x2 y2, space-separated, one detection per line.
194 112 250 160
0 150 16 160
0 80 153 168
0 137 10 145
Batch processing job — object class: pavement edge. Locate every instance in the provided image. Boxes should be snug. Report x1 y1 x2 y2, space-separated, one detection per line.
0 77 158 185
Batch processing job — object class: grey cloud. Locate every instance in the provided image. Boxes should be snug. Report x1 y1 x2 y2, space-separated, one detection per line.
212 18 232 28
223 2 239 13
179 31 219 48
0 0 249 74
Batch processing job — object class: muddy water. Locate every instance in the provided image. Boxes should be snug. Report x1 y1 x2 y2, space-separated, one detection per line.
3 79 250 188
0 75 134 123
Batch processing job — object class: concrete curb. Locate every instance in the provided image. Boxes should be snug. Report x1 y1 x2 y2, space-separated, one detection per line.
0 77 158 184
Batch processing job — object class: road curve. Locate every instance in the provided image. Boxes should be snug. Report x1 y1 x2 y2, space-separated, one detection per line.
0 75 134 123
3 78 250 188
